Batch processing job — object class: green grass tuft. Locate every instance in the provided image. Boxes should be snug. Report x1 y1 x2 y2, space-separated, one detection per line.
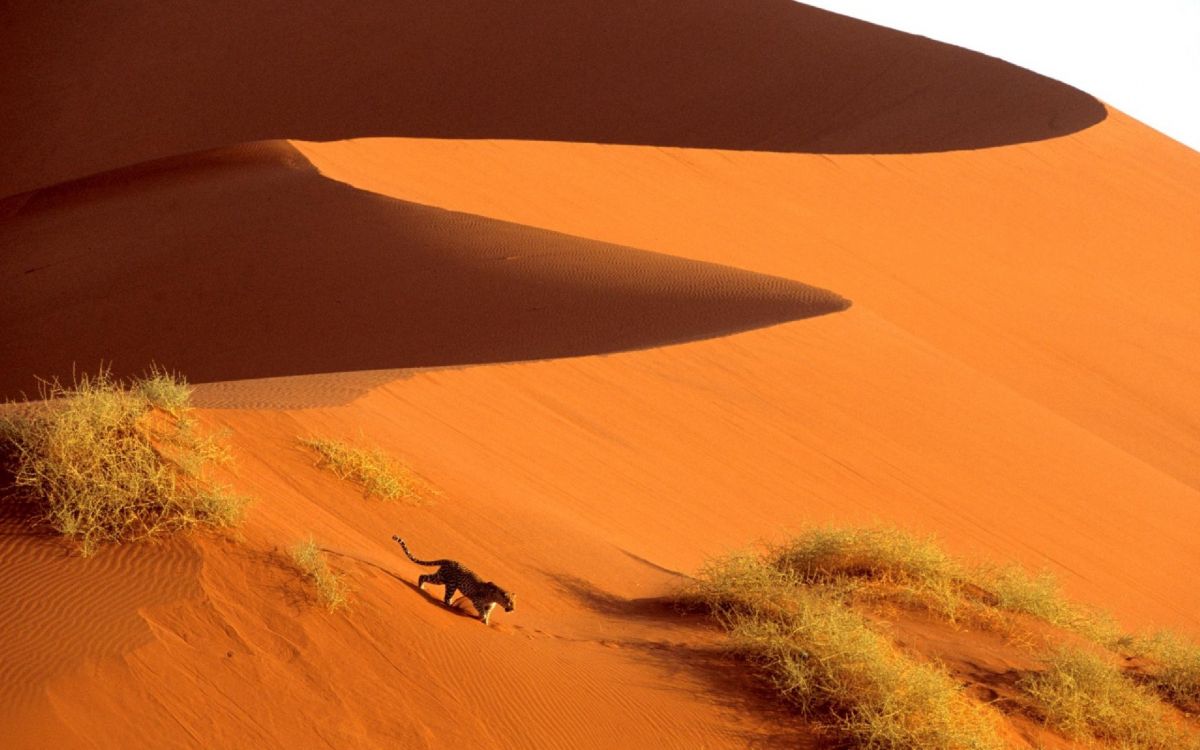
300 436 421 502
0 369 245 556
291 538 350 612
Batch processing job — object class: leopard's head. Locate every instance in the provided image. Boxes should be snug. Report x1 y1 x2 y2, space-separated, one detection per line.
501 589 516 612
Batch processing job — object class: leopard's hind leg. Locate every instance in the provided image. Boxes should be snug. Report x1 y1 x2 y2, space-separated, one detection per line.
442 583 458 607
418 571 442 591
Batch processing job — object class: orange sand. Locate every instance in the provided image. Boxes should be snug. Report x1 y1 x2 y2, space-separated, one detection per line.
2 1 1199 747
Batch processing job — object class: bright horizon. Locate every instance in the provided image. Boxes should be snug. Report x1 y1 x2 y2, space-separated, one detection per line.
801 0 1200 153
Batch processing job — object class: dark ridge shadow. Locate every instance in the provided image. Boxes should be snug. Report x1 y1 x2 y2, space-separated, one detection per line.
0 142 850 401
1 0 1106 196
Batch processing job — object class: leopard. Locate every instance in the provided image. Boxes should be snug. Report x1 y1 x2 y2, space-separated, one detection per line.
393 535 515 624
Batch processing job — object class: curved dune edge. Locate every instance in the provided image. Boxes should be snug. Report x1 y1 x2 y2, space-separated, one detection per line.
0 0 1106 198
0 0 1196 745
0 140 848 402
291 112 1200 497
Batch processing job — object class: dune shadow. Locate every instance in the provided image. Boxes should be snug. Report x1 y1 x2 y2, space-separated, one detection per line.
1 0 1107 196
544 572 816 748
547 572 693 623
620 640 821 750
0 142 850 401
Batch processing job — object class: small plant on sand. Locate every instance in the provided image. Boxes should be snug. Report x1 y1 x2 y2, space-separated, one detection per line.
684 552 1003 750
300 436 421 502
1131 631 1200 714
974 564 1122 646
768 526 965 618
0 369 244 555
1018 646 1195 749
291 538 350 612
682 527 1200 749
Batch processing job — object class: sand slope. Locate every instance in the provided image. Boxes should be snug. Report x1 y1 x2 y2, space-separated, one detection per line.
0 0 1105 197
2 0 1199 748
0 140 845 398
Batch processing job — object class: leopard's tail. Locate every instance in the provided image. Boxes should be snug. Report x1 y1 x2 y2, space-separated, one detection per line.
392 535 447 567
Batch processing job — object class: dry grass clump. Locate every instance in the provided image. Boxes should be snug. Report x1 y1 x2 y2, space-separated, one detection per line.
300 436 421 502
291 538 350 612
686 553 1004 750
1132 632 1200 714
684 527 1200 749
768 526 965 618
0 369 244 555
764 527 1123 641
1018 646 1196 749
974 564 1123 646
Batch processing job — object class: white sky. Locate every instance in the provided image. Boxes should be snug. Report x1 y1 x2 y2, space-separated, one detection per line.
800 1 1200 153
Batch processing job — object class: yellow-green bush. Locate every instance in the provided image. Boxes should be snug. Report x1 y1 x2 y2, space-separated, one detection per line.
291 538 350 612
686 551 1003 750
0 370 244 555
300 436 421 502
1018 646 1194 749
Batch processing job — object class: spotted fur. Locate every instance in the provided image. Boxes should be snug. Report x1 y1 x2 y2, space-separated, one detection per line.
393 536 515 624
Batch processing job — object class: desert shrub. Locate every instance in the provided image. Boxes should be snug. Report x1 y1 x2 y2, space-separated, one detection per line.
1132 632 1200 714
292 538 350 611
766 527 1127 640
0 370 244 555
974 564 1122 646
1018 646 1194 749
687 552 1003 750
300 436 421 502
768 526 965 618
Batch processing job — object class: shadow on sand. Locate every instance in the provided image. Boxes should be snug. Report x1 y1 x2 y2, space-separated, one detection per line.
2 1 1107 196
545 571 819 749
0 142 850 401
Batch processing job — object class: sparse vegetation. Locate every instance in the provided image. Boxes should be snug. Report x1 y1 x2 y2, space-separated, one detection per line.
1018 646 1193 749
975 564 1123 646
0 369 244 555
300 436 422 502
681 526 1200 750
685 552 1004 750
768 526 966 619
1133 631 1200 714
291 538 350 612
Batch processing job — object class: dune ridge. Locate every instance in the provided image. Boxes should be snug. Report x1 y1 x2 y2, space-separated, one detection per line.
0 140 848 400
0 0 1105 198
2 0 1198 747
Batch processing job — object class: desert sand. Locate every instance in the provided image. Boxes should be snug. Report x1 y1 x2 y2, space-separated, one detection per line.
2 1 1198 748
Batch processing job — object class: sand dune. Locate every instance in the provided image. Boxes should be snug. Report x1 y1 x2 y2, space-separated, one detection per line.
0 0 1105 197
2 0 1198 748
0 140 846 399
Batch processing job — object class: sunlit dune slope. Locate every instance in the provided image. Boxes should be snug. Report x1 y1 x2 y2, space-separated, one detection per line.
294 108 1200 498
0 140 846 397
0 0 1105 197
2 0 1199 748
